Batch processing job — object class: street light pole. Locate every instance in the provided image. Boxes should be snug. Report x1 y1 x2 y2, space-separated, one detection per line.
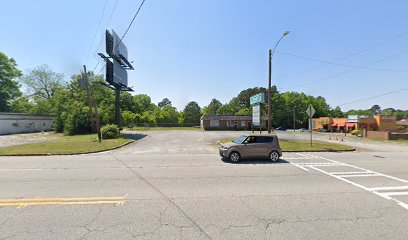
268 31 289 134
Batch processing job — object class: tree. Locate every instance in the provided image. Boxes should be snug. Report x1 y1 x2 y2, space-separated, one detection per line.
328 106 345 118
22 65 64 99
158 98 172 109
0 52 22 111
183 101 201 124
202 98 222 115
369 105 382 115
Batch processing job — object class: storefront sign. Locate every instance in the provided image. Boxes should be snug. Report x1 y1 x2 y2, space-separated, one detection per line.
250 93 265 106
252 105 261 126
347 115 359 123
382 116 395 121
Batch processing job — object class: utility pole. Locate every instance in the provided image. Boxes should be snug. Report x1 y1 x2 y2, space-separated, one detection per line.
268 49 272 134
83 65 101 143
293 106 296 131
267 31 289 134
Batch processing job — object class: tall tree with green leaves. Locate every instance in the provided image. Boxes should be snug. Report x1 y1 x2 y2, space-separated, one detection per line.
183 101 201 124
202 98 222 115
158 98 172 109
22 64 64 99
0 52 22 111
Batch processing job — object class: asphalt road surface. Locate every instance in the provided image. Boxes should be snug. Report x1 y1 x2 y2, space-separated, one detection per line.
0 130 407 239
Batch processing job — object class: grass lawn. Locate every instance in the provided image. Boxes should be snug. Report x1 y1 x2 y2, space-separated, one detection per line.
0 133 132 155
125 127 201 131
218 138 353 151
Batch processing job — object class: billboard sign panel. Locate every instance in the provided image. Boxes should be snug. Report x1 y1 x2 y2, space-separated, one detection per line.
250 93 265 106
106 59 128 86
252 105 261 126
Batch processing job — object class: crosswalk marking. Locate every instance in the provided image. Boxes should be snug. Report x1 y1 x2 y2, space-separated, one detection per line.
285 153 408 211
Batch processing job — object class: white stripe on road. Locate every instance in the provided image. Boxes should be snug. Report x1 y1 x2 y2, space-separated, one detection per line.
287 153 408 211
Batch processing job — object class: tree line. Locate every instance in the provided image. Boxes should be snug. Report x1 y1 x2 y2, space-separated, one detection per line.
1 51 407 135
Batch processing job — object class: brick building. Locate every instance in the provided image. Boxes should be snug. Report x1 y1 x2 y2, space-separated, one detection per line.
200 115 267 130
312 114 397 132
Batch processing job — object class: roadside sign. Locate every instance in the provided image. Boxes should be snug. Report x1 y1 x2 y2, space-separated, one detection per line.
306 105 316 118
250 93 265 106
252 105 260 126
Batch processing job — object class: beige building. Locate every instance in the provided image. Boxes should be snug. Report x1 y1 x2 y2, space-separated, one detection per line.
0 113 54 135
201 115 267 130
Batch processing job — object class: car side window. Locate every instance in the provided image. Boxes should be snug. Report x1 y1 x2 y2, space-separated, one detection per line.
259 137 273 143
245 136 256 144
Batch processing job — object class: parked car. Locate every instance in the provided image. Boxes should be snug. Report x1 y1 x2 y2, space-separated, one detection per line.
219 134 282 163
318 128 329 132
276 126 287 131
298 128 310 132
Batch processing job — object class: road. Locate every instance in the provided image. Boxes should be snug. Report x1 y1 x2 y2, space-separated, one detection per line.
0 130 407 239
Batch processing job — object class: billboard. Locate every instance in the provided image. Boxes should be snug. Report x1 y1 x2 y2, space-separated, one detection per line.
106 59 128 86
105 30 132 70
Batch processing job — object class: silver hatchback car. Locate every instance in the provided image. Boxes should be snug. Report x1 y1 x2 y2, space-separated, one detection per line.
219 134 282 163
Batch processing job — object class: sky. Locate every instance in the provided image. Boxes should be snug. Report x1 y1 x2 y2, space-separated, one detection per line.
1 0 408 112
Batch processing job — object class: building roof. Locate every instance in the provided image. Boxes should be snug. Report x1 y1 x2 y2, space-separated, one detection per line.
0 112 53 120
396 119 408 126
201 115 268 121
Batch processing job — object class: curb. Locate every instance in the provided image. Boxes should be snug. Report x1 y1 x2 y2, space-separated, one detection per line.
217 141 355 153
282 148 356 153
0 140 135 157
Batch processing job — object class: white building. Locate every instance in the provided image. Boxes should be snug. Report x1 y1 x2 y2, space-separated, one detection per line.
0 113 54 135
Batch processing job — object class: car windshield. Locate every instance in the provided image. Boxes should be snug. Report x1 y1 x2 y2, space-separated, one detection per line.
233 135 248 144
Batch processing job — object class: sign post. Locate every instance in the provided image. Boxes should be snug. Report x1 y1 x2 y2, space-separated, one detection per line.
305 104 316 147
250 93 265 134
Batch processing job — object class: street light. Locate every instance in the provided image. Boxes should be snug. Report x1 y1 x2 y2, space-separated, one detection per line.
268 31 289 134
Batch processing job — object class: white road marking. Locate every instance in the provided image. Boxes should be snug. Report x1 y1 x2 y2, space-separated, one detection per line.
287 153 408 211
290 163 309 172
369 186 408 191
384 191 408 196
335 174 380 178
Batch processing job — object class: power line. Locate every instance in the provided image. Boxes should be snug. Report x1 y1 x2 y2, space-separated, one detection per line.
276 51 408 72
87 0 109 60
91 0 120 73
338 89 408 107
276 31 408 80
115 0 146 51
283 48 408 91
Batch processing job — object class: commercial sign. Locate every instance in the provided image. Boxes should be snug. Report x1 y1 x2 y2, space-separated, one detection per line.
250 93 265 106
347 115 359 123
252 105 261 126
382 115 395 121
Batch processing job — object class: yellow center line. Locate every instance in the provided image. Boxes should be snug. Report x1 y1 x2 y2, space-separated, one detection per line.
0 196 127 203
0 200 125 208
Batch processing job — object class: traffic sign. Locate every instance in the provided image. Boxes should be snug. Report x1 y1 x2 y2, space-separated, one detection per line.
306 105 315 118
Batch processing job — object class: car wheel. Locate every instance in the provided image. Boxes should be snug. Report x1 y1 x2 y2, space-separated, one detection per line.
269 151 280 162
229 151 241 163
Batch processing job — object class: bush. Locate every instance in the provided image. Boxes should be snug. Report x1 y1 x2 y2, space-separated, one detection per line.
351 129 362 135
101 124 120 139
397 125 406 131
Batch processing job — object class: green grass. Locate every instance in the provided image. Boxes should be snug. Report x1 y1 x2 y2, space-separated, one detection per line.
125 127 201 131
218 138 353 151
0 133 132 155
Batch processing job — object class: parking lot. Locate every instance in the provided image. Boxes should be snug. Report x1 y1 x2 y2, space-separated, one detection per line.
0 130 407 239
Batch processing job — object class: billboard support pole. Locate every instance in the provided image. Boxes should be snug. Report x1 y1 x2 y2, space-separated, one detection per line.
114 86 121 128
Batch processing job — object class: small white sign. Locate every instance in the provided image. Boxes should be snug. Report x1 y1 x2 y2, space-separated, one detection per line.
252 105 261 126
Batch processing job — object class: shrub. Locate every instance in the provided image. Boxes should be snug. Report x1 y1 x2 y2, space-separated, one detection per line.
101 124 120 139
351 129 362 135
397 125 406 131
